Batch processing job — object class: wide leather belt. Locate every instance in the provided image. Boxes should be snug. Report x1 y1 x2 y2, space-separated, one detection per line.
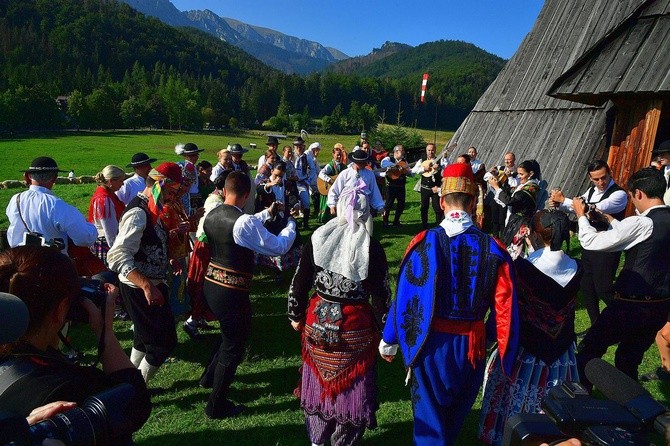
205 262 252 291
614 291 670 303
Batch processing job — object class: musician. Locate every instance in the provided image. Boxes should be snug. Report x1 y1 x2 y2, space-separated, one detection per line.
468 146 486 178
412 143 444 229
380 145 412 227
317 144 347 223
293 136 312 229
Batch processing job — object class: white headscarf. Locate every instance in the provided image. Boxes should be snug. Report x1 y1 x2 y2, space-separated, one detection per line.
311 179 373 282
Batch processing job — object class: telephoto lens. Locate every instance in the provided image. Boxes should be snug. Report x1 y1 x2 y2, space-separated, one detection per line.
28 384 135 446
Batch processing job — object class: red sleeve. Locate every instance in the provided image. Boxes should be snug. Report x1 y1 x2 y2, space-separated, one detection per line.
403 230 427 258
494 260 518 376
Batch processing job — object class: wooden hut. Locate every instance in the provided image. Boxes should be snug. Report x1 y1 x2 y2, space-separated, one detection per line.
447 0 649 197
548 0 670 194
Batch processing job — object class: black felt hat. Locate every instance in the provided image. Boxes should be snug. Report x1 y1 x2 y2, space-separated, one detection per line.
266 136 279 145
293 136 305 146
179 142 204 155
229 143 248 154
350 149 370 162
653 140 670 155
127 152 157 168
22 157 66 173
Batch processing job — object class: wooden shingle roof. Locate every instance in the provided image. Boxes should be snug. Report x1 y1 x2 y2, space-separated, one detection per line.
447 0 646 196
549 0 670 106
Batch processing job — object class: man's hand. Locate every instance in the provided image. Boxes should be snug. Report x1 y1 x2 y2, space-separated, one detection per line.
550 189 565 205
573 196 587 218
290 320 303 331
268 201 285 218
143 282 165 307
330 206 336 216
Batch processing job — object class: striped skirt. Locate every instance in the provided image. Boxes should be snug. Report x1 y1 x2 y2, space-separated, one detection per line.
478 344 579 446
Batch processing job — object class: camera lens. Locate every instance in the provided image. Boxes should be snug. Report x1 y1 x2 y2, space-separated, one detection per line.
29 404 107 446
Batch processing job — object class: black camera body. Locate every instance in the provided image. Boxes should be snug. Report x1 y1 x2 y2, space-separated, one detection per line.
0 383 136 446
66 278 106 324
503 382 650 446
22 232 65 251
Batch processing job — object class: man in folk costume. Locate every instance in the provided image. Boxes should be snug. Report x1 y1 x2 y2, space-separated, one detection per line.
316 144 348 224
293 136 312 229
411 143 444 230
200 172 296 419
175 142 205 216
379 163 519 446
116 152 157 205
107 162 184 384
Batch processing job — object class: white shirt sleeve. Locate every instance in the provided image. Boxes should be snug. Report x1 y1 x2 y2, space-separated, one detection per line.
54 201 97 247
107 207 146 278
232 213 297 256
97 197 119 247
327 173 344 208
595 190 628 215
411 159 425 175
577 215 653 252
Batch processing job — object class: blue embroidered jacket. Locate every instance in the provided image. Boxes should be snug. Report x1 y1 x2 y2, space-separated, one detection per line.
382 226 519 374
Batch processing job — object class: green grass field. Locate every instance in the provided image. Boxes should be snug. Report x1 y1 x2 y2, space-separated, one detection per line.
1 131 668 445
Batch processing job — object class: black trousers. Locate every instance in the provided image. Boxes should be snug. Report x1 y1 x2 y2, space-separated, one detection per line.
120 282 177 367
576 298 670 386
580 249 621 324
420 188 442 228
202 280 252 416
384 185 406 223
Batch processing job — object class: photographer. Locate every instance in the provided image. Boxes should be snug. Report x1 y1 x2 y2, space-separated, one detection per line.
574 167 670 385
550 160 628 326
0 246 151 437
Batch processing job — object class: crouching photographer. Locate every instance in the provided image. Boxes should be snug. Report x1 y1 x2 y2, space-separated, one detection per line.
0 246 151 444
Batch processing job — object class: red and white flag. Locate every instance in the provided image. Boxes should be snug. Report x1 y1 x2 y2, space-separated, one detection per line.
420 73 429 103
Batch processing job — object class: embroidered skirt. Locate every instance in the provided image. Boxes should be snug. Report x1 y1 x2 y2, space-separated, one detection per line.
92 236 110 265
255 242 302 272
478 344 579 446
300 295 379 429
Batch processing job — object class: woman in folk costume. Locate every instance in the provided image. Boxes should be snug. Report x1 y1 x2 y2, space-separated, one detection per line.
254 149 278 187
288 180 391 446
479 209 581 445
488 159 542 259
88 165 126 264
317 144 348 224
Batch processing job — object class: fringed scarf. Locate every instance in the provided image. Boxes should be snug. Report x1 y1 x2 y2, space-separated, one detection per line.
89 186 126 223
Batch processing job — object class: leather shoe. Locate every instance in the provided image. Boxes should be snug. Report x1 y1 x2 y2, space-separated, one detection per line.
206 403 245 419
196 320 216 331
183 322 201 340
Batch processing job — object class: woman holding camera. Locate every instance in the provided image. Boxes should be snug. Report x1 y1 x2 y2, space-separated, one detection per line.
0 246 151 437
478 210 582 445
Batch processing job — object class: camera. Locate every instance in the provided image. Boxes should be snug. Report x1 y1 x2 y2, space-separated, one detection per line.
22 232 65 251
66 278 106 324
0 384 136 446
503 359 670 446
576 198 610 231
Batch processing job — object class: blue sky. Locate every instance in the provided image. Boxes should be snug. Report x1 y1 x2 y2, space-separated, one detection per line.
170 1 544 59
